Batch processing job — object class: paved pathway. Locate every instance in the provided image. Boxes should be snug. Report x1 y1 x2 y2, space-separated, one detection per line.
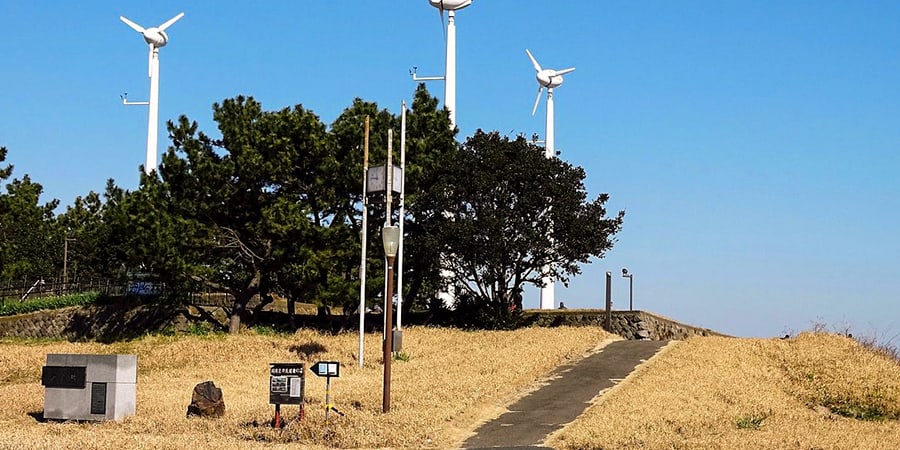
460 339 670 449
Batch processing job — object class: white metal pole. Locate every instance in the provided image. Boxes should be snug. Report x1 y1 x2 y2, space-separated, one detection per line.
146 46 160 175
540 88 555 310
359 117 370 368
445 10 457 128
384 130 394 338
398 101 407 330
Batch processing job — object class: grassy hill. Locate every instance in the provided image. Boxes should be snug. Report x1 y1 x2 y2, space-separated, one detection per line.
1 326 899 449
551 333 900 450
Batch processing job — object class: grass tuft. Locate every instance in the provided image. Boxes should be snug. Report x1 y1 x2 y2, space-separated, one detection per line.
735 411 769 430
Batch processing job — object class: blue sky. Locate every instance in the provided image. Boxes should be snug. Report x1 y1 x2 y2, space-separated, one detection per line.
1 1 898 338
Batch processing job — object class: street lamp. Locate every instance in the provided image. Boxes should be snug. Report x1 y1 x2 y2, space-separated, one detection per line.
622 268 634 311
381 224 401 414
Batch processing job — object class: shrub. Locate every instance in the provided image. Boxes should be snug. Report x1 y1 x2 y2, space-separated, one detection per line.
0 292 101 316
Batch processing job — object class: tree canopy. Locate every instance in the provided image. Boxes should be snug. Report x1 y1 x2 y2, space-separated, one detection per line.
0 85 624 333
418 130 624 327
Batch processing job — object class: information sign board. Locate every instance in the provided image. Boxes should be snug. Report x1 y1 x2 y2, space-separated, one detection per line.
269 363 304 405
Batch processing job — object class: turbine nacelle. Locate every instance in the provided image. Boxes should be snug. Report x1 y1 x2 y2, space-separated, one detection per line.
428 0 473 12
141 28 169 48
536 69 572 89
526 49 575 116
120 12 184 50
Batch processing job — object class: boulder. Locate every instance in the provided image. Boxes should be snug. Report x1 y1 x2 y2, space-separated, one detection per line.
186 381 225 418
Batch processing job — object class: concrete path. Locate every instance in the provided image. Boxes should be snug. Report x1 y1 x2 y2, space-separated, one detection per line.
460 339 670 450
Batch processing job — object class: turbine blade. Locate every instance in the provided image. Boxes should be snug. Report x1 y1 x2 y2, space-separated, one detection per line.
556 67 576 76
158 12 185 31
525 49 542 72
532 87 543 116
120 16 145 33
147 45 154 78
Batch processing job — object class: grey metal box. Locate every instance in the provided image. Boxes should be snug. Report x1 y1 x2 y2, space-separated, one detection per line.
42 354 137 421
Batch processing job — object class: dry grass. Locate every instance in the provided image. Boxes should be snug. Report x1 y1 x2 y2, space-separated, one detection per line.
550 332 900 450
0 326 616 449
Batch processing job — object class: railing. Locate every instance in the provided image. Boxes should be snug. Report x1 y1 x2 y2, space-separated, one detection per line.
0 277 241 308
0 278 128 301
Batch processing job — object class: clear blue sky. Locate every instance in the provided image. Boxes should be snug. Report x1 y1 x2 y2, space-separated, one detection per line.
2 1 898 338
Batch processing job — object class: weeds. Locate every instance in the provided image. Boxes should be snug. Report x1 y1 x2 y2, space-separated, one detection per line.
735 411 769 430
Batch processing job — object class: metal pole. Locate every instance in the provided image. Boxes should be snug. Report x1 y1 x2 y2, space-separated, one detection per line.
359 117 370 368
398 101 406 330
325 377 332 424
384 130 393 338
146 48 160 174
383 255 395 414
605 271 612 330
63 239 69 294
629 275 634 311
445 10 457 128
539 88 556 310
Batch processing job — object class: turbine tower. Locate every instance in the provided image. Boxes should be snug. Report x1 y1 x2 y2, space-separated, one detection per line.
423 0 473 128
120 12 185 175
526 48 575 310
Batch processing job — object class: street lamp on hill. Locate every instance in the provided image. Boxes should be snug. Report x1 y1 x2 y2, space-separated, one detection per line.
381 225 401 414
622 268 634 311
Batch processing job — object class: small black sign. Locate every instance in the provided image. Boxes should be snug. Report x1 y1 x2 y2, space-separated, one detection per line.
90 382 107 415
41 366 87 389
310 361 340 378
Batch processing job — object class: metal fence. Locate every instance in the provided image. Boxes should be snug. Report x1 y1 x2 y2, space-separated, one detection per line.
0 277 237 307
0 278 132 302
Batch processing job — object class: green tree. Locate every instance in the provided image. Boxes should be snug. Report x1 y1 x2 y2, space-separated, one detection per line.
419 130 624 327
398 84 459 315
0 148 61 283
55 180 129 281
149 96 334 334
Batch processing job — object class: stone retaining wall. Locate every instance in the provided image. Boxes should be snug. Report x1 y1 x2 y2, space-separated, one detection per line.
524 310 723 340
0 303 722 341
0 301 181 342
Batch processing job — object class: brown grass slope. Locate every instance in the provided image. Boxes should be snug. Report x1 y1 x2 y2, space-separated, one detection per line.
551 332 900 450
0 326 616 449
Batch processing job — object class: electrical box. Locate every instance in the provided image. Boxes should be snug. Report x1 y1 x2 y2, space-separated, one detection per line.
392 330 403 352
41 354 137 421
366 164 402 194
269 363 304 405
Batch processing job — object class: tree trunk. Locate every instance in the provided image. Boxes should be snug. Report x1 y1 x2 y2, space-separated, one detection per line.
287 295 297 331
228 305 243 334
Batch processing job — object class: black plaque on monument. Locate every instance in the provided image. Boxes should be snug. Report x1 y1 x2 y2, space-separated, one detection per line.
41 366 87 389
90 382 107 415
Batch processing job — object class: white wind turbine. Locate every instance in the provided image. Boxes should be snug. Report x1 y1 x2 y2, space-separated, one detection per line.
526 48 575 310
412 1 473 129
120 12 185 175
409 1 473 309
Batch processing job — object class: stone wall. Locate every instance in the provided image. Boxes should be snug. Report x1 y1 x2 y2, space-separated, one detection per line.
0 303 722 341
0 301 182 342
524 310 723 340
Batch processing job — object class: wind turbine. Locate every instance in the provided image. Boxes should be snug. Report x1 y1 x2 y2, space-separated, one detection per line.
411 1 473 129
120 12 185 175
526 48 575 310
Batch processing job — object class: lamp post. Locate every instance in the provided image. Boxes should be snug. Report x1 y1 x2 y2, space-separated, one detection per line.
622 268 634 311
381 225 401 414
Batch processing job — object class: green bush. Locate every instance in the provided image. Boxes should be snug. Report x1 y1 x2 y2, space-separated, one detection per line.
0 292 101 316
